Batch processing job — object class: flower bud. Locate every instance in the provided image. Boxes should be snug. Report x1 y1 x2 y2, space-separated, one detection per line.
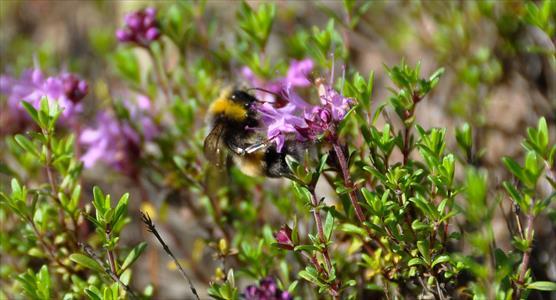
145 27 160 41
62 74 88 103
117 8 161 47
143 15 155 28
274 225 294 250
144 7 157 17
319 108 331 123
116 29 132 42
125 13 142 30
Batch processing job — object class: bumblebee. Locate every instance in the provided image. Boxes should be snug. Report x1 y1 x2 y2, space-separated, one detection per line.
203 88 300 178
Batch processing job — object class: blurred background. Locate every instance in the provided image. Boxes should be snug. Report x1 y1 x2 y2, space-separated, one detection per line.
1 0 555 299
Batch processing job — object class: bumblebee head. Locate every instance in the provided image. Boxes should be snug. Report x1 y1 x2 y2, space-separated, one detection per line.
230 90 258 106
209 88 258 122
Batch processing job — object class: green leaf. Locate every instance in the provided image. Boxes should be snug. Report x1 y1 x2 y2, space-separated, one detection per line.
21 101 40 126
324 211 334 241
411 220 430 231
339 223 367 237
288 280 299 293
84 286 102 300
294 245 319 252
503 181 525 208
537 117 548 153
37 265 51 300
408 257 424 266
298 267 320 285
502 157 524 182
526 281 556 291
69 253 104 273
11 178 22 196
120 242 147 274
417 240 431 265
14 134 40 157
317 153 329 174
432 255 450 267
113 193 129 227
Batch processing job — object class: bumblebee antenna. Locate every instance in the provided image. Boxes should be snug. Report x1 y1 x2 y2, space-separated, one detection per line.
246 87 283 102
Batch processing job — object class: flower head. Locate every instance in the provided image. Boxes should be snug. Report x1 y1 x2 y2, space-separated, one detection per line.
241 59 354 151
0 68 87 125
243 277 292 300
116 7 161 47
80 112 141 176
258 100 307 152
61 73 88 103
295 78 354 141
79 95 158 176
253 77 354 150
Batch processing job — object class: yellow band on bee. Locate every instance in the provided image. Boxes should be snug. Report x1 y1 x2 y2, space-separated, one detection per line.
209 89 248 122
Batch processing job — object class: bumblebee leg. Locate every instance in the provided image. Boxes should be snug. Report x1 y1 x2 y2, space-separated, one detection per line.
229 145 246 155
243 141 271 154
230 140 271 156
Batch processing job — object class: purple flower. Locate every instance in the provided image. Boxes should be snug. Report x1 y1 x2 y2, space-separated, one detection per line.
241 59 314 103
254 78 354 149
61 73 88 103
316 79 353 122
0 68 87 124
242 59 354 150
80 112 141 177
116 7 161 47
79 95 158 176
241 59 317 149
126 95 159 140
243 277 292 300
258 101 307 152
286 59 313 87
294 79 354 141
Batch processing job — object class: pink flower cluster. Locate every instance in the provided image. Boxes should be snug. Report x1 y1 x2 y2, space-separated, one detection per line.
116 7 161 47
242 59 354 152
0 68 88 123
79 95 158 177
243 277 292 300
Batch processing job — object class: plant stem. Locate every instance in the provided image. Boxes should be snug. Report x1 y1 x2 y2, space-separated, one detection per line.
308 187 333 273
402 124 411 165
28 217 76 275
105 226 118 274
300 251 325 275
43 133 70 234
332 141 385 251
146 47 172 104
514 211 534 300
514 159 556 299
402 94 421 165
306 183 339 299
332 142 365 222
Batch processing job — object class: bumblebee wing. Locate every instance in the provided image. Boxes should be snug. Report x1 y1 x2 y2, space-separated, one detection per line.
203 123 226 167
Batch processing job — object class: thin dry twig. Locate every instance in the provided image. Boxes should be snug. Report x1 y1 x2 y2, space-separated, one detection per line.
141 212 200 300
